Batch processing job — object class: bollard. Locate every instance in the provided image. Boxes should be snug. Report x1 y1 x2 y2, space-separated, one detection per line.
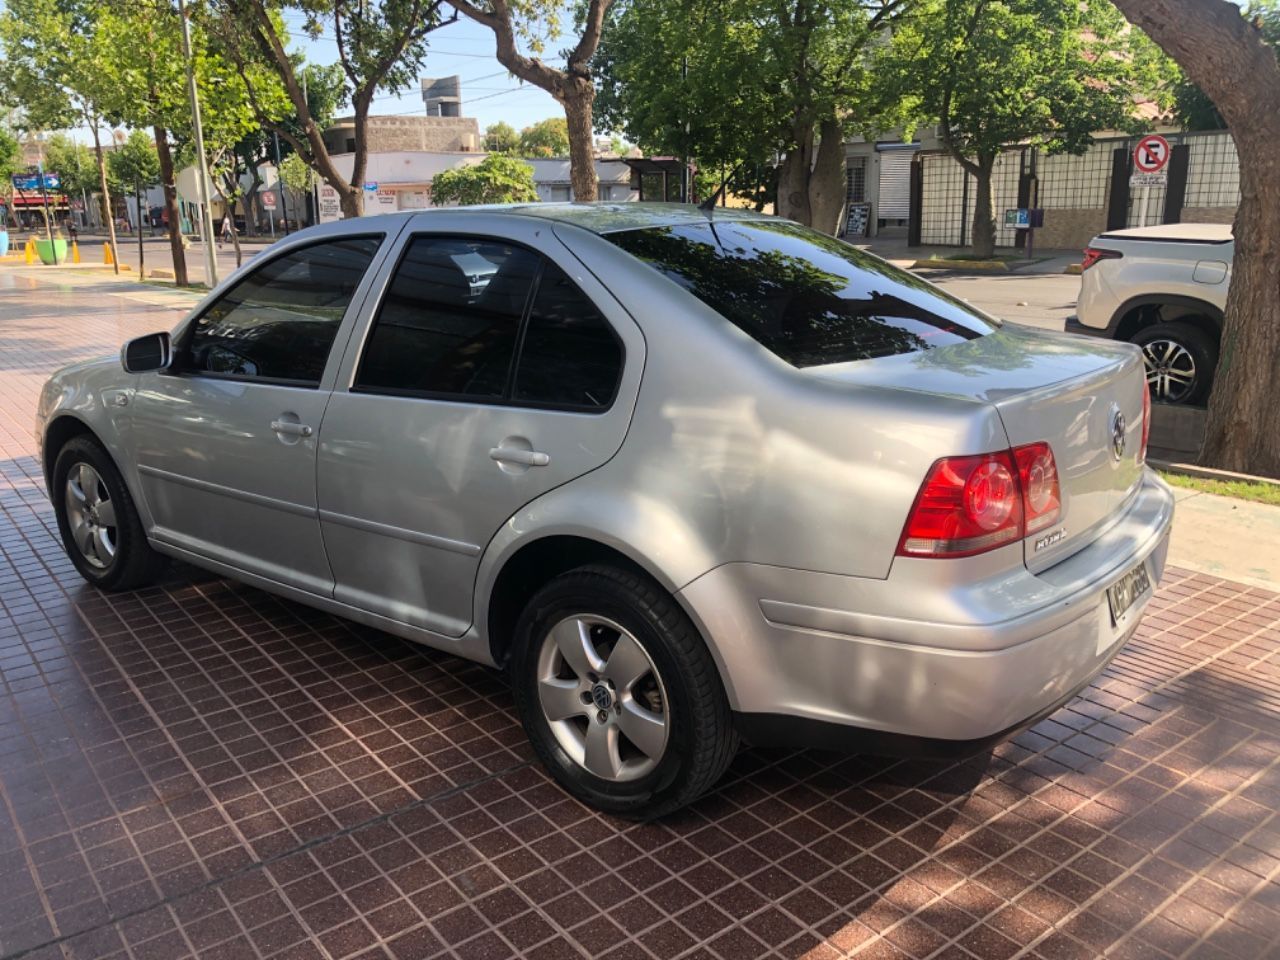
103 243 114 267
71 241 80 264
24 238 34 265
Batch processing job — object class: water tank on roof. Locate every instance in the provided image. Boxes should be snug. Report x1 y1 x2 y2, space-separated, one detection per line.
422 76 462 118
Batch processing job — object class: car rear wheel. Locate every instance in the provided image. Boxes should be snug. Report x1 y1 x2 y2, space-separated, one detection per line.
510 565 737 819
52 436 166 591
1131 321 1217 406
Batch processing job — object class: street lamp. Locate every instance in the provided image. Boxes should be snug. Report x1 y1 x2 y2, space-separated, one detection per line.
177 0 218 287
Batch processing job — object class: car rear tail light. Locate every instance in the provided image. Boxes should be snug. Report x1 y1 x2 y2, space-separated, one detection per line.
898 451 1023 558
1080 246 1122 272
1014 442 1061 534
897 443 1061 559
1139 385 1151 464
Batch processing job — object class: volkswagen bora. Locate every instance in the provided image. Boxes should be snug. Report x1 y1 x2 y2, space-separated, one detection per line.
38 205 1173 817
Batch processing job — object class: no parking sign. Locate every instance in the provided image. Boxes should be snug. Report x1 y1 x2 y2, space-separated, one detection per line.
1131 134 1171 187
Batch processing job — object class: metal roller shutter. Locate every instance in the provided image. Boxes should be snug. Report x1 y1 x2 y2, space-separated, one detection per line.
877 145 919 220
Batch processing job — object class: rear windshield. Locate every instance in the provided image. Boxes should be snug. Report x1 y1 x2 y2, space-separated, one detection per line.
607 219 998 368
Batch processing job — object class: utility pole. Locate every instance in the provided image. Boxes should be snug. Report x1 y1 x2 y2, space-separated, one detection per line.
177 0 218 287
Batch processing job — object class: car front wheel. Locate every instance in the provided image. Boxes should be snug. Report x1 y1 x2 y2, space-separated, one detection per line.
510 565 737 819
52 435 166 591
1131 321 1218 406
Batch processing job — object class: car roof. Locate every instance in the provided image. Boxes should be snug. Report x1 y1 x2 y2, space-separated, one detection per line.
331 202 776 236
1096 222 1233 243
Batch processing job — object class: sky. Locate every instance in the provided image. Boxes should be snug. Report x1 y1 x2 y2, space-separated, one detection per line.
284 10 566 135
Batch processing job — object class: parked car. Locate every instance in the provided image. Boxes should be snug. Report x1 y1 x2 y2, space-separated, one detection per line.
37 205 1173 817
1068 222 1231 406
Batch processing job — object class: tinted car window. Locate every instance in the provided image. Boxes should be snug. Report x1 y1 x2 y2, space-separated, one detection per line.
358 236 539 398
607 220 997 368
184 236 381 384
514 262 622 409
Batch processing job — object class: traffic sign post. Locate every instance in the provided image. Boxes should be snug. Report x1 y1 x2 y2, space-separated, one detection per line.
261 190 277 239
1130 134 1171 228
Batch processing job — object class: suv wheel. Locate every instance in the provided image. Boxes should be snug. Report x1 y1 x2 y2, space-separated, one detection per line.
1131 321 1218 406
510 565 737 819
52 436 167 591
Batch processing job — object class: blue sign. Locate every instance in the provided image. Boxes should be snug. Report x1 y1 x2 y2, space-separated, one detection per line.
1004 207 1030 228
11 172 62 191
363 181 378 192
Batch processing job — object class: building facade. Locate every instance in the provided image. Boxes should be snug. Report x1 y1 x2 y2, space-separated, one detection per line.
321 115 481 156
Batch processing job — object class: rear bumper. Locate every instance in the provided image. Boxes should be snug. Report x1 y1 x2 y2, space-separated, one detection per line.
1065 315 1111 338
680 470 1174 749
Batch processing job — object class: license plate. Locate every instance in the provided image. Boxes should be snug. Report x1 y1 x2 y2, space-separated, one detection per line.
1107 561 1152 628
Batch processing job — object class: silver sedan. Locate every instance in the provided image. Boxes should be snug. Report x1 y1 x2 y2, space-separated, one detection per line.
37 204 1173 818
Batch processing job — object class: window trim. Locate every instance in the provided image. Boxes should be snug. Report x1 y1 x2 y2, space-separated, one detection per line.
172 232 386 389
351 232 625 414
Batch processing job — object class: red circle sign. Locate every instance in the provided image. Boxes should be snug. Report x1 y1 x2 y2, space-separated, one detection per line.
1134 135 1171 174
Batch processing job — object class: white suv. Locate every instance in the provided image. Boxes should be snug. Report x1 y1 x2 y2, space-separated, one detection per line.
1068 222 1231 405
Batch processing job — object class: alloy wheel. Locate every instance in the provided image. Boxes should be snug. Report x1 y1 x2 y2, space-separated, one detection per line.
1141 338 1197 404
64 462 117 569
535 614 669 782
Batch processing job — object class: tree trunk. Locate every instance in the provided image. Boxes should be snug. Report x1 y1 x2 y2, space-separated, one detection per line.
776 121 815 226
563 80 598 201
808 117 847 236
970 155 997 259
1111 0 1280 476
89 125 120 276
154 127 188 287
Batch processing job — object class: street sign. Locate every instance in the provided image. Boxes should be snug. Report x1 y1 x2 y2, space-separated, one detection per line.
1129 172 1167 187
318 184 342 223
363 181 378 192
260 190 277 210
1133 134 1171 174
11 172 61 191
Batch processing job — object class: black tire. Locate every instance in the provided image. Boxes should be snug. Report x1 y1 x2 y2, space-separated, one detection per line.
510 565 738 819
1130 321 1218 406
52 435 166 591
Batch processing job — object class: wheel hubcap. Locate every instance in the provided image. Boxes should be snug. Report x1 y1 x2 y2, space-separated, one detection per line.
65 463 117 570
535 615 669 782
1141 338 1197 403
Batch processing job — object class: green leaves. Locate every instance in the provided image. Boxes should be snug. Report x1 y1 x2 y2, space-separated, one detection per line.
518 117 570 157
483 121 520 152
887 0 1169 163
430 154 540 205
108 130 161 190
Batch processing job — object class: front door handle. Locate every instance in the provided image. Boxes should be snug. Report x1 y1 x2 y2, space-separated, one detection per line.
489 446 550 467
271 419 313 438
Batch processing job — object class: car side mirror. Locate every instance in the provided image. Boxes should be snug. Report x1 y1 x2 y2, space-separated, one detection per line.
121 332 172 373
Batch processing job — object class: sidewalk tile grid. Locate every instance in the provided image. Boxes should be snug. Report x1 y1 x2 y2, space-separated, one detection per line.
0 271 1278 959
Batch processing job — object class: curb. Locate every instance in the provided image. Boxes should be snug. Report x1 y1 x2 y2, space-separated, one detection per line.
912 258 1010 272
1150 459 1280 488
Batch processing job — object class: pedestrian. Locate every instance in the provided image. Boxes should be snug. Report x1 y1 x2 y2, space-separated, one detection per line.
68 220 77 244
220 214 233 247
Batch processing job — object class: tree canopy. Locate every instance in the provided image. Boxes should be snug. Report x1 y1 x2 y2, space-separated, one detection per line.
483 121 519 152
885 0 1168 255
518 117 570 157
597 0 915 232
431 154 539 205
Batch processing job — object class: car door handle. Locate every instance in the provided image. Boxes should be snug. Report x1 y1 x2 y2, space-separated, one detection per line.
271 420 313 438
489 446 550 467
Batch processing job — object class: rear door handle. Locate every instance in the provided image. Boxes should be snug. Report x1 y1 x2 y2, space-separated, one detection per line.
489 446 550 467
271 420 313 438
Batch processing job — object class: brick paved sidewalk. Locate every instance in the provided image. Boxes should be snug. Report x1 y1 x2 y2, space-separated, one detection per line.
1 270 1278 960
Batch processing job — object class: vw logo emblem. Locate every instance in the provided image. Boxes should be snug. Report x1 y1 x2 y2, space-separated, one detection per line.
591 683 613 711
1110 407 1127 462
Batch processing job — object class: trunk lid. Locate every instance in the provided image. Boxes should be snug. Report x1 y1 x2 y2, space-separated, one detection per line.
810 325 1147 571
